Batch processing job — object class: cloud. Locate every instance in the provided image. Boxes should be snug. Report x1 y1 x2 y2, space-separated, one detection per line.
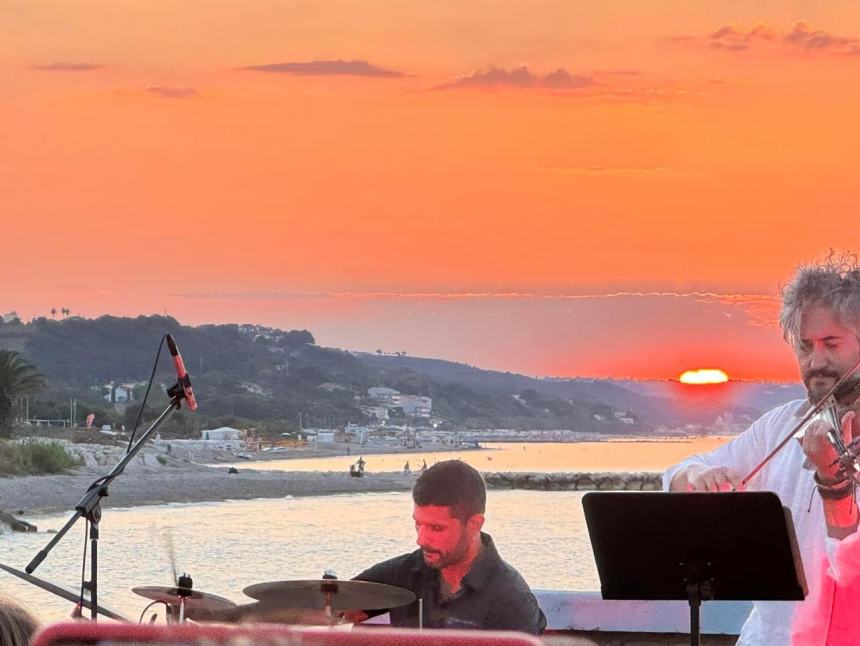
598 69 644 77
696 293 780 327
144 85 199 99
172 289 788 337
708 21 777 50
175 288 776 310
441 65 594 90
679 20 860 56
437 67 692 105
32 62 103 72
243 59 403 77
543 68 594 89
783 20 860 53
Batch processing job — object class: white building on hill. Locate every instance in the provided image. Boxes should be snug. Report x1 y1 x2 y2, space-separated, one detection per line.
368 386 399 404
202 427 244 441
398 395 432 418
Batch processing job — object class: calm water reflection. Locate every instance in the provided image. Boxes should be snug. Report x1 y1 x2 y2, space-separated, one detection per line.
3 438 734 622
4 491 590 621
226 438 732 473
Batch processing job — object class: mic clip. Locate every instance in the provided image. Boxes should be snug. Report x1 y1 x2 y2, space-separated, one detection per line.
166 382 185 405
167 375 193 408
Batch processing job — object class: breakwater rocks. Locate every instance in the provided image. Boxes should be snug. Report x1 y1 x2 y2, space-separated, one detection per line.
483 471 662 491
0 509 37 533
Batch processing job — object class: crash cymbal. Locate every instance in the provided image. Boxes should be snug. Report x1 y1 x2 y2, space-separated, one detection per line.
243 579 416 611
132 585 237 614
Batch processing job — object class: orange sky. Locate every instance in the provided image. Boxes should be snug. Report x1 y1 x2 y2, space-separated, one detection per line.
2 1 859 380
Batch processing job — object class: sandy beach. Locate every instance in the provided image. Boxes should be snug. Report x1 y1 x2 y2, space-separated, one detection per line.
0 463 417 517
0 438 672 521
0 439 436 518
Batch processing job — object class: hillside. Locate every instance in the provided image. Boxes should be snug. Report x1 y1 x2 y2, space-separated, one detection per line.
0 315 803 436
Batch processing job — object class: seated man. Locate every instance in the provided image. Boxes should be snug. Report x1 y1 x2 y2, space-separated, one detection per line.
351 460 546 634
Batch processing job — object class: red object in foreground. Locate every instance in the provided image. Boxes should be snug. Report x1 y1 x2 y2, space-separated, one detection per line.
165 333 198 411
32 622 543 646
792 530 860 645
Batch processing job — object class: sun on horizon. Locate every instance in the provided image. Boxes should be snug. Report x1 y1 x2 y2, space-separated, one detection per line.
678 368 730 385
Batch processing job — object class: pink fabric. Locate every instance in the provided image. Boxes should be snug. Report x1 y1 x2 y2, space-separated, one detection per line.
32 623 544 646
792 531 860 645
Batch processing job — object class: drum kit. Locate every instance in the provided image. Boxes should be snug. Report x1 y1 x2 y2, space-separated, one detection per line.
1 559 416 627
129 573 416 626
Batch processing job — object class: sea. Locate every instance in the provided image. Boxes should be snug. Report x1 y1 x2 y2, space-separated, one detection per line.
2 438 731 622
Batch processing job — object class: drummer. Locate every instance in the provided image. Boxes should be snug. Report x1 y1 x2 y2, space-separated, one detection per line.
350 460 546 634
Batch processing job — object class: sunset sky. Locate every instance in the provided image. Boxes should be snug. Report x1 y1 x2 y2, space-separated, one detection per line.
3 1 859 380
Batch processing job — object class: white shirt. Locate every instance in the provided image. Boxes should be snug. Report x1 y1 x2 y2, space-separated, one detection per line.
663 399 830 646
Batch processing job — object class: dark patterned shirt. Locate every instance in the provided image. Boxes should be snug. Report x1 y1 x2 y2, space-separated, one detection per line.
354 532 546 634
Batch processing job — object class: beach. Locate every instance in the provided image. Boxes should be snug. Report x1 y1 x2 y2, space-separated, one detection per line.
0 439 472 517
0 463 418 517
0 437 727 519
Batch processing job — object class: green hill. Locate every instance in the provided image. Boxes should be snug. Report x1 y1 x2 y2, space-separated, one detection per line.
0 315 780 437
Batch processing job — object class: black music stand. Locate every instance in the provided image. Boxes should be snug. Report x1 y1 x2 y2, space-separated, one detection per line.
582 491 806 646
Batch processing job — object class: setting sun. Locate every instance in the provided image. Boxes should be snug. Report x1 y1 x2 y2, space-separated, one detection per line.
678 369 730 385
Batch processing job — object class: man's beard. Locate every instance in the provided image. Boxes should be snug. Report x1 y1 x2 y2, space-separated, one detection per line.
804 368 860 404
421 537 470 570
803 368 842 403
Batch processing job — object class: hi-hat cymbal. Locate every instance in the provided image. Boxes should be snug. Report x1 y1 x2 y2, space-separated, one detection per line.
132 585 237 614
243 579 416 611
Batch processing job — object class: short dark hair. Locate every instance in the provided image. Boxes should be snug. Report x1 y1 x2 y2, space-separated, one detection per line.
412 460 486 521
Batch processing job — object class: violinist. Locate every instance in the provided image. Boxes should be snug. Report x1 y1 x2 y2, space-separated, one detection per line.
665 253 860 646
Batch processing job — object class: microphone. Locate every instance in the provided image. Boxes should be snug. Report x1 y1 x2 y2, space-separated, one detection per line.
165 334 198 411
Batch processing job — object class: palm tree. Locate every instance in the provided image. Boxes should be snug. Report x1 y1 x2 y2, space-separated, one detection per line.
50 307 57 318
0 350 45 436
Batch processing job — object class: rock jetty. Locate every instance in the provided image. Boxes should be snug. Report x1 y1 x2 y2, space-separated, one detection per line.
483 471 662 491
0 509 37 533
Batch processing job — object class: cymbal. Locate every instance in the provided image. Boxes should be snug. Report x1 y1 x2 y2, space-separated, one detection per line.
243 579 416 611
132 585 237 615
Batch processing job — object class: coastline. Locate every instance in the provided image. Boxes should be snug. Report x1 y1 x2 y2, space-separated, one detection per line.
0 439 676 521
215 441 480 463
0 465 663 521
0 464 418 517
0 441 476 518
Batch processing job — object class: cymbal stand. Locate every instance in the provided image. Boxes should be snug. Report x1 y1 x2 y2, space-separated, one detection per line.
24 385 187 620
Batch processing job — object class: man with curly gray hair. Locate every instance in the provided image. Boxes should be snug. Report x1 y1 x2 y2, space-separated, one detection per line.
664 252 860 645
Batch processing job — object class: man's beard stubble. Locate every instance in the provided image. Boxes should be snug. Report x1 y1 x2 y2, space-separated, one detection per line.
804 368 860 404
803 368 842 403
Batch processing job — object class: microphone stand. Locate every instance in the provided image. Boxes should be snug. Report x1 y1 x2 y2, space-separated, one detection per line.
24 382 188 621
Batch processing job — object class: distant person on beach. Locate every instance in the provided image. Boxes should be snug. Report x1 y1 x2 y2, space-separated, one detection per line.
403 460 411 474
351 460 546 633
0 597 38 646
664 253 860 645
349 460 365 478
